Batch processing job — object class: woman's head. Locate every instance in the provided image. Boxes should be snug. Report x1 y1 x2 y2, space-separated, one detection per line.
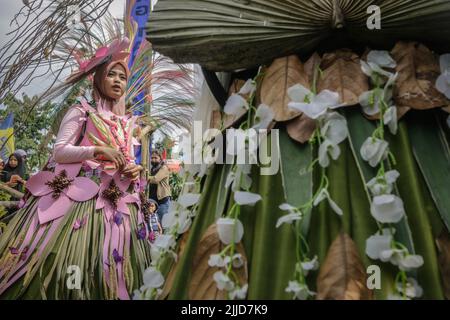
8 154 19 169
94 60 129 101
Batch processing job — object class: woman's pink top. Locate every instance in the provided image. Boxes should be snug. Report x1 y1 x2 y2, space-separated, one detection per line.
53 106 96 163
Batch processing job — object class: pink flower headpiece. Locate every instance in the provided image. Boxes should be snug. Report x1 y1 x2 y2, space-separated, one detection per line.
66 38 131 84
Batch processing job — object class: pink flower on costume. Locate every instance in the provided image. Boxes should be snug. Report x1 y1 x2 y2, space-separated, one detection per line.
26 163 100 224
95 172 139 222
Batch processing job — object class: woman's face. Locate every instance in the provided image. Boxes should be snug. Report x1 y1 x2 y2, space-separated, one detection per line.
149 202 157 213
104 64 127 100
0 161 4 170
9 156 18 168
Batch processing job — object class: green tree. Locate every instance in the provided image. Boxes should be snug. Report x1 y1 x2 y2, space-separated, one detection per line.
0 93 56 173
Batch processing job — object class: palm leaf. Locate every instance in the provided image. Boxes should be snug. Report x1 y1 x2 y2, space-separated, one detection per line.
146 0 450 71
407 111 450 231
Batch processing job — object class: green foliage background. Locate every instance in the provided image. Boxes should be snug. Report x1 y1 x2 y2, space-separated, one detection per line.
0 93 56 173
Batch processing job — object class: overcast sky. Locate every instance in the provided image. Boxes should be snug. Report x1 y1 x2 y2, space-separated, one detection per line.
0 0 126 97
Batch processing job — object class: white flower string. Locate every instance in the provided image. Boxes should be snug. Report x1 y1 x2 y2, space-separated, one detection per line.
209 72 269 300
360 51 424 300
278 66 348 300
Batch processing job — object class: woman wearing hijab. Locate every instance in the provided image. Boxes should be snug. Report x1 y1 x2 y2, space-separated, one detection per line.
0 39 151 300
1 153 27 195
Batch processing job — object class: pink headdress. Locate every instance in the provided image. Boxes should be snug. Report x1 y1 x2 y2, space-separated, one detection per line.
66 38 131 84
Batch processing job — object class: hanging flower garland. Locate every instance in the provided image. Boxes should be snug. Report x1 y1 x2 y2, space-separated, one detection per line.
360 51 424 300
275 68 349 300
208 73 275 300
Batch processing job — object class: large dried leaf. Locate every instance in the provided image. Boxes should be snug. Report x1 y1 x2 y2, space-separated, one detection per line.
286 114 317 144
260 55 308 122
436 231 450 300
392 42 448 110
317 233 372 300
147 0 450 71
317 49 368 105
188 224 248 300
304 52 322 85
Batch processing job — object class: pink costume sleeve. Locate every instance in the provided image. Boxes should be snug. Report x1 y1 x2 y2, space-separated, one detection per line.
53 106 96 163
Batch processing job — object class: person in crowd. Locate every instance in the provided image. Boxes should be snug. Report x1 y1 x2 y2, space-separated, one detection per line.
147 151 172 223
145 199 163 242
1 153 27 195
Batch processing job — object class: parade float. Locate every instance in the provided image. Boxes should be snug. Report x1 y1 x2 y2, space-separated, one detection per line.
134 0 450 300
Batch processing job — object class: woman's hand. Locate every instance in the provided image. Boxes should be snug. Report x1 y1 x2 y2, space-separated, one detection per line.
121 163 143 180
94 146 127 169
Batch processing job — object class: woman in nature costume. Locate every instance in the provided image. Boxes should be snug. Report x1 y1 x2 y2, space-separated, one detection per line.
0 38 152 300
137 0 450 300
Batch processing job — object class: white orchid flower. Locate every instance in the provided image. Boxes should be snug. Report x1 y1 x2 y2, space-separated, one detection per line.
252 104 274 130
234 191 262 206
285 281 315 300
383 106 398 135
361 51 397 85
436 54 450 98
368 50 397 69
366 170 400 196
276 213 302 228
287 84 313 103
318 139 341 168
178 193 201 208
142 267 165 289
213 271 235 291
208 254 226 268
225 164 252 191
439 54 450 74
313 188 343 216
229 284 248 300
360 137 389 167
288 85 343 120
370 194 406 223
217 218 244 245
396 278 423 299
301 256 319 276
239 79 256 96
321 112 348 145
392 254 424 272
366 229 394 260
436 72 450 99
359 73 398 116
224 94 248 116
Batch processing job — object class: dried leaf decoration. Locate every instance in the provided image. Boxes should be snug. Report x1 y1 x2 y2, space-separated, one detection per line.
304 52 322 85
160 230 191 299
436 231 450 300
392 42 448 110
317 233 372 300
286 114 317 144
317 49 369 106
188 224 248 300
260 55 309 122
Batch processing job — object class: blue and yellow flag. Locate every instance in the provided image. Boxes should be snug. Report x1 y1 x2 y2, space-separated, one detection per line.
0 113 15 162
